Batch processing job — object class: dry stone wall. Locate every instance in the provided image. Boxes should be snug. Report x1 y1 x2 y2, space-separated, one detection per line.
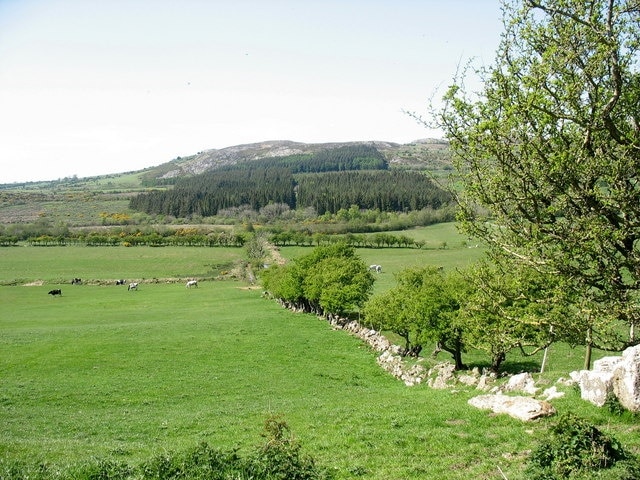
272 301 568 421
570 345 640 412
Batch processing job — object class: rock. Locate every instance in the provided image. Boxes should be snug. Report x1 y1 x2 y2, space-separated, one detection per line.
457 374 479 387
376 351 427 386
503 372 539 395
427 362 456 389
571 345 640 412
476 374 493 391
572 370 615 407
542 386 565 401
614 346 640 412
468 394 556 421
555 376 575 387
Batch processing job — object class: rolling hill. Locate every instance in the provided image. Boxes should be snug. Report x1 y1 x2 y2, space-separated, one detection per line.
0 139 452 226
139 138 452 183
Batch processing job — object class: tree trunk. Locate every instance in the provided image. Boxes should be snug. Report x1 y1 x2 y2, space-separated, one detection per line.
491 352 506 373
453 349 465 371
441 338 467 370
540 325 554 374
584 326 593 370
540 345 550 374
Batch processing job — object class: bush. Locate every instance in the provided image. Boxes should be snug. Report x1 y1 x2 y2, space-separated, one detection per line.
0 416 332 480
526 413 640 479
247 414 333 480
140 443 244 479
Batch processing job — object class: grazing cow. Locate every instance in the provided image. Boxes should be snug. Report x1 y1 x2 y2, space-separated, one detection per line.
186 280 198 288
48 289 62 296
71 278 82 285
115 279 126 285
128 282 139 291
369 264 382 273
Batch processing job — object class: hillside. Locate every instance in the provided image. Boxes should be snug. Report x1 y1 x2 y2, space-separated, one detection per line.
0 139 452 226
140 138 452 183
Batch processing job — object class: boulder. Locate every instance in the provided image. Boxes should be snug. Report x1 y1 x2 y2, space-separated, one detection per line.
468 394 556 421
503 372 539 395
476 374 494 391
457 373 479 387
571 345 640 412
571 369 615 407
614 346 640 412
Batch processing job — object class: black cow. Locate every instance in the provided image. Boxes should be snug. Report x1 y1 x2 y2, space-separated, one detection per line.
115 279 126 285
48 289 62 296
71 278 82 285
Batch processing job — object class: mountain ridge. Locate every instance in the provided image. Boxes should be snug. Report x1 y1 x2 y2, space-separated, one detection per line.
147 138 451 181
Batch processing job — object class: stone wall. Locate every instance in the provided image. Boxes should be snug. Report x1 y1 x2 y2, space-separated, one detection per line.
570 345 640 412
324 313 428 386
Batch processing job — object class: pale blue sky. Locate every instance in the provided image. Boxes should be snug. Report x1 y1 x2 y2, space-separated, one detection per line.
0 0 502 183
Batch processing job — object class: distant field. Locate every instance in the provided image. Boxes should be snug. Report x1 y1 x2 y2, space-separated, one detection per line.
280 222 486 293
0 245 243 285
1 228 637 479
0 171 150 225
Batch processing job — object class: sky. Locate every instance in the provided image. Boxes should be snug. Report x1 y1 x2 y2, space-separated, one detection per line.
0 0 503 183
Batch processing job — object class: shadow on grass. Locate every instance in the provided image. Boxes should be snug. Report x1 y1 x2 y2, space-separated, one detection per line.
463 360 541 375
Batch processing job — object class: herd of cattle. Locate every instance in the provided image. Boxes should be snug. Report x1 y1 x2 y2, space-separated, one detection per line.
48 265 381 297
48 278 199 296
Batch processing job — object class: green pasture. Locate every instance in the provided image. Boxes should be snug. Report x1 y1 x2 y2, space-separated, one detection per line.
0 246 242 285
280 222 486 293
1 233 639 479
1 279 530 479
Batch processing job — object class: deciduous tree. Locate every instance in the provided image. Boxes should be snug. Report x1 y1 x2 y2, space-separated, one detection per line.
363 266 470 367
433 0 640 350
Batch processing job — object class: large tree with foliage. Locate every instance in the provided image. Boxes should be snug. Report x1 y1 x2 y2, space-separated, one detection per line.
434 0 640 351
363 266 470 368
261 243 374 317
461 260 575 372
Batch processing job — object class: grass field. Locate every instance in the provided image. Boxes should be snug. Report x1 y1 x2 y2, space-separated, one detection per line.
280 222 487 294
1 226 639 479
0 245 243 286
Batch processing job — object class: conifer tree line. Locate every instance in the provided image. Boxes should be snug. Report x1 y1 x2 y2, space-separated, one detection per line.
296 170 450 214
129 145 451 217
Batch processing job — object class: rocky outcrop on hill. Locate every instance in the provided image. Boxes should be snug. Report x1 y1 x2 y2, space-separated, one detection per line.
152 139 449 179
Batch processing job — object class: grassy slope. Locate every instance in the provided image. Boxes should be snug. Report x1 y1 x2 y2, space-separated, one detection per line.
1 279 530 479
2 228 640 478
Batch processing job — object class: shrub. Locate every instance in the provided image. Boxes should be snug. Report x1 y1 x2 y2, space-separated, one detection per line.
526 413 639 479
72 458 133 480
247 414 333 480
604 392 626 416
140 443 244 479
0 417 331 480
